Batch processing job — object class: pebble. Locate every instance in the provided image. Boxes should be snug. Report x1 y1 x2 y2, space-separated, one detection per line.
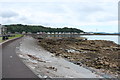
10 56 13 58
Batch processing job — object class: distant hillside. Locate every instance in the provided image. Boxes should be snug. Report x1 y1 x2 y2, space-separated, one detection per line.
4 24 84 33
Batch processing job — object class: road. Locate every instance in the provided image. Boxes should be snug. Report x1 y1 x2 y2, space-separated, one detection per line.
2 38 39 79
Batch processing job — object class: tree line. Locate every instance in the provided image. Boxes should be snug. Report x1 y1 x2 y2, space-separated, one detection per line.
4 24 84 33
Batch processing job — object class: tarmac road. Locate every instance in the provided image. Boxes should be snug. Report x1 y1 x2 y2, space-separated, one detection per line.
2 38 39 79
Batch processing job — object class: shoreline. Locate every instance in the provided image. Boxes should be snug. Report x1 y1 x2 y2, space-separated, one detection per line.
17 36 105 78
37 37 120 78
80 35 119 45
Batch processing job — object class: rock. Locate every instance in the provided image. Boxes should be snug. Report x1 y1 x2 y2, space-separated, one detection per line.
104 61 109 65
45 66 57 71
38 37 120 76
27 54 46 63
55 53 61 56
63 55 68 58
76 62 82 66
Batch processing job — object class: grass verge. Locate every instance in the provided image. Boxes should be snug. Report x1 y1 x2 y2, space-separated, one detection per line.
0 34 23 43
8 34 23 39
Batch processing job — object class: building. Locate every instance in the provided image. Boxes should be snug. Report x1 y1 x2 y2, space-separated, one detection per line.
0 24 8 40
0 25 7 36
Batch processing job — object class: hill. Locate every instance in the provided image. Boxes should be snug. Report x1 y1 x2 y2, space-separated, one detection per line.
4 24 84 33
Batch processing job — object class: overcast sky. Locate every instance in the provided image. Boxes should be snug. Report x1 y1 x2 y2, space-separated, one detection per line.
0 0 119 32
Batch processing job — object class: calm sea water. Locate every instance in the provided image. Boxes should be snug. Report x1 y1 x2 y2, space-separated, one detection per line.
81 35 120 45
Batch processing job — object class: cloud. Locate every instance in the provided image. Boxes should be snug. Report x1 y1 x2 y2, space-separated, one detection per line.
0 10 19 18
0 0 119 2
0 1 118 32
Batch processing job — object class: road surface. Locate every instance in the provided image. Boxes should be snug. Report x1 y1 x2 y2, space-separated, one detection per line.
2 38 39 79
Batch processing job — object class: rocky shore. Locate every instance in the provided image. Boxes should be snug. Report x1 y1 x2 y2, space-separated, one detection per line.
38 37 120 78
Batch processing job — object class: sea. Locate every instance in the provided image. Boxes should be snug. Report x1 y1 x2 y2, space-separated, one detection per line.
81 35 120 45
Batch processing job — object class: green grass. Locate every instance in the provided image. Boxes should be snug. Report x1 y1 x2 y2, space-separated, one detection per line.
8 34 23 39
0 34 23 43
0 37 2 43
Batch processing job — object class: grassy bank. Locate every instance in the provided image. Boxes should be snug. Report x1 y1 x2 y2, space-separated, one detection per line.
0 34 23 43
0 37 2 43
8 34 23 39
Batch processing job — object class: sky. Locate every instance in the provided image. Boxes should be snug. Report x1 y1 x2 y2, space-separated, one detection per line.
0 0 119 33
